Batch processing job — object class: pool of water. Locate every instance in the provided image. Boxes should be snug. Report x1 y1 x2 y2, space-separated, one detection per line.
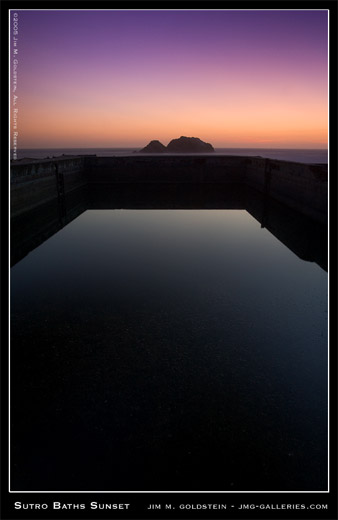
10 208 328 491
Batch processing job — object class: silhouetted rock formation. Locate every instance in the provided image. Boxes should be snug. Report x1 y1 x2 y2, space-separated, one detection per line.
167 136 214 153
139 140 166 153
139 136 214 153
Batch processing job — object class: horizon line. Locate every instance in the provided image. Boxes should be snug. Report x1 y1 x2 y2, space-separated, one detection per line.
12 146 328 151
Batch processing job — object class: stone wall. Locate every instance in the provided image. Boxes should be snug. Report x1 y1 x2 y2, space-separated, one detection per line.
11 157 86 216
244 157 328 223
10 155 327 223
85 155 246 184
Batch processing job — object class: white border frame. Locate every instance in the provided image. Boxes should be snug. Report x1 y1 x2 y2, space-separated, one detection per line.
8 7 330 495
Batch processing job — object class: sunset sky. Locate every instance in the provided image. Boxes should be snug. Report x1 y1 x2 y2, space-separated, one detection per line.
11 9 328 149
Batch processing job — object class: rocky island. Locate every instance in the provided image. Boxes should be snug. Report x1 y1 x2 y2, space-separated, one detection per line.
139 136 214 153
138 140 167 153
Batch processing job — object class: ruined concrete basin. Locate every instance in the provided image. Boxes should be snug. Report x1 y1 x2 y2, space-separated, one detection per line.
10 155 328 225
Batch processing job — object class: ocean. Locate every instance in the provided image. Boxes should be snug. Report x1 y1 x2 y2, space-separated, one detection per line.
12 147 328 164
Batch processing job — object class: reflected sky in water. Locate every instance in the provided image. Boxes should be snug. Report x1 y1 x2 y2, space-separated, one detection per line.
11 209 328 491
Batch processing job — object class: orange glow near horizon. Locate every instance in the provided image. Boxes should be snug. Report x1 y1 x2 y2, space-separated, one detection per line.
17 92 328 149
11 10 328 149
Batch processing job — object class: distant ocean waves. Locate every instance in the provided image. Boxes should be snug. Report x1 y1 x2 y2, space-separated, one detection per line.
12 148 328 164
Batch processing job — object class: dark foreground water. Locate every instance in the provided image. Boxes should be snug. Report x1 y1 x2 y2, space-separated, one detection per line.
11 208 328 491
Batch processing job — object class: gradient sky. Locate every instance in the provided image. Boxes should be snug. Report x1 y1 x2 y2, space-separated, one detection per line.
10 9 328 148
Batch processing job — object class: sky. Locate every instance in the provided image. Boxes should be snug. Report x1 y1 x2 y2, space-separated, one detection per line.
10 9 328 149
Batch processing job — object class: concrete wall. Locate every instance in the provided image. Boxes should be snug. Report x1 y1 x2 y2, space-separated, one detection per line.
11 155 327 223
244 157 327 223
11 157 86 216
85 155 246 184
11 187 89 266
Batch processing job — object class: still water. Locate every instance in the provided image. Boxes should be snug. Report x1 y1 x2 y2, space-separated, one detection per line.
11 209 328 491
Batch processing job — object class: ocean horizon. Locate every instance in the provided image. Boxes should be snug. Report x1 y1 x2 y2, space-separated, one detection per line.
11 147 328 164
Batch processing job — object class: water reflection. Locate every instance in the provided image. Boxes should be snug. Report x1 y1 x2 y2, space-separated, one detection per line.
11 184 327 271
10 185 328 491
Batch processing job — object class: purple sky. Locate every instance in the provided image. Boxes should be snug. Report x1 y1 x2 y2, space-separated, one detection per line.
12 9 328 147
